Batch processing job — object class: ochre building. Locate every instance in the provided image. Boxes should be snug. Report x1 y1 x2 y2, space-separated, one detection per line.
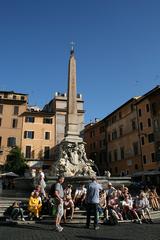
84 86 160 181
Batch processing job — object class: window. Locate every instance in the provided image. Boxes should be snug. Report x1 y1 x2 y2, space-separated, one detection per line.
13 106 19 115
119 127 123 137
7 137 16 147
141 137 145 145
115 167 118 174
108 134 111 142
108 151 112 162
139 109 142 117
112 130 117 140
13 95 16 100
133 142 139 155
148 133 154 143
135 164 138 170
131 104 134 111
90 143 92 151
154 120 159 131
99 126 105 133
119 112 122 119
120 147 125 160
148 118 151 127
99 152 102 164
114 149 118 161
93 142 96 149
12 119 18 128
132 120 136 130
0 136 2 147
25 116 35 123
0 118 2 126
0 105 3 114
112 115 116 123
99 140 102 148
21 96 25 101
43 117 52 124
45 132 50 140
4 93 8 98
24 131 34 139
25 146 31 158
44 146 50 159
90 130 95 138
152 102 157 115
151 153 155 162
140 122 143 130
143 155 146 164
146 104 150 112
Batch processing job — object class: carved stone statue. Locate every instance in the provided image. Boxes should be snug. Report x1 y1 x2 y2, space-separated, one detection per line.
53 142 96 177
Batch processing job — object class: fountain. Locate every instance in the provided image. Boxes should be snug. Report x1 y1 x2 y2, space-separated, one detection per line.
13 47 131 193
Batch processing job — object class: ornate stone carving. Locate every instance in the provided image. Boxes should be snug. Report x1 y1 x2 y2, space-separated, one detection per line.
52 142 96 177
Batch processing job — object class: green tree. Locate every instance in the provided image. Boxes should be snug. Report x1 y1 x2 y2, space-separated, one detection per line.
4 146 28 175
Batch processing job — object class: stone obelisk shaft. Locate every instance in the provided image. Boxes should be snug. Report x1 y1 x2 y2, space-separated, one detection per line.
65 50 82 142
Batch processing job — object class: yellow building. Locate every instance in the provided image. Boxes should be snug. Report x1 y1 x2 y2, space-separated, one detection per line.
0 91 28 166
0 91 84 171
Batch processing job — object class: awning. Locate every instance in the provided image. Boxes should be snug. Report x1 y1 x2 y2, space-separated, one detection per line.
133 170 160 177
0 172 19 177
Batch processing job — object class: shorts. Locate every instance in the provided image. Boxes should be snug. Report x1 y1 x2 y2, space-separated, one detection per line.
57 202 64 217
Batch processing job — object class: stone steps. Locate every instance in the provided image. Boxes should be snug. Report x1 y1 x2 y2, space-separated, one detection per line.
0 197 160 224
0 197 28 217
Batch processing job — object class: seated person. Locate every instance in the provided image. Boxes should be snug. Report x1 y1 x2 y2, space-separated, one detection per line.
63 185 74 222
10 201 25 221
64 184 73 199
73 184 87 209
63 195 74 223
98 190 107 218
108 191 123 221
121 194 142 223
136 191 153 223
148 187 160 211
28 191 42 219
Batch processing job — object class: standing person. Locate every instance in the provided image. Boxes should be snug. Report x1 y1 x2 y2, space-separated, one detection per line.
54 175 65 232
86 176 102 230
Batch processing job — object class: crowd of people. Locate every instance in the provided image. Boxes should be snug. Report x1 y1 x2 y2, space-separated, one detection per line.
4 170 160 232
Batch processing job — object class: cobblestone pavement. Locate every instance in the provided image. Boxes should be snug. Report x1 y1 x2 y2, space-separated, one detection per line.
0 220 160 240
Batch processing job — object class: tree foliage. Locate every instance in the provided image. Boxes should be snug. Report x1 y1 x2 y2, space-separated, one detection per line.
4 146 28 175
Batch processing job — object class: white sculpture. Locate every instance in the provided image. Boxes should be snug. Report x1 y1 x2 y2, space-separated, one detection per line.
54 142 96 177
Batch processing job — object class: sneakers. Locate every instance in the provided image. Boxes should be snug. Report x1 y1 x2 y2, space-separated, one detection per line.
94 226 100 230
56 225 63 232
137 220 142 224
148 219 153 224
21 218 25 222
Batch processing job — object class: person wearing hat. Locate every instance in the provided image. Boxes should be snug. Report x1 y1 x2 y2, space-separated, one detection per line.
106 182 116 203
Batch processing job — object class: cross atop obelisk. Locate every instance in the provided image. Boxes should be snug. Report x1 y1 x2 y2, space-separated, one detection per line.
65 45 82 143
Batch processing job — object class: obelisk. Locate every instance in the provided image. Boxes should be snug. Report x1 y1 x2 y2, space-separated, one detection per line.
65 46 82 143
52 47 96 177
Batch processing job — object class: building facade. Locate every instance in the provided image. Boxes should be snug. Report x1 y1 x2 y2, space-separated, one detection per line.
84 86 160 178
0 91 28 166
0 91 84 170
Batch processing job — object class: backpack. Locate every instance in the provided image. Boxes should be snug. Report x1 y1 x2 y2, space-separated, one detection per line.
49 183 56 197
3 206 13 217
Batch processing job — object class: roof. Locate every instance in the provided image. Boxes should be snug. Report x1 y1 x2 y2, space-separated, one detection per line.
0 90 28 96
20 111 55 117
134 85 160 104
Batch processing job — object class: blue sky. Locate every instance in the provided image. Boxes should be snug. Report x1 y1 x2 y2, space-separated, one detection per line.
0 0 160 124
